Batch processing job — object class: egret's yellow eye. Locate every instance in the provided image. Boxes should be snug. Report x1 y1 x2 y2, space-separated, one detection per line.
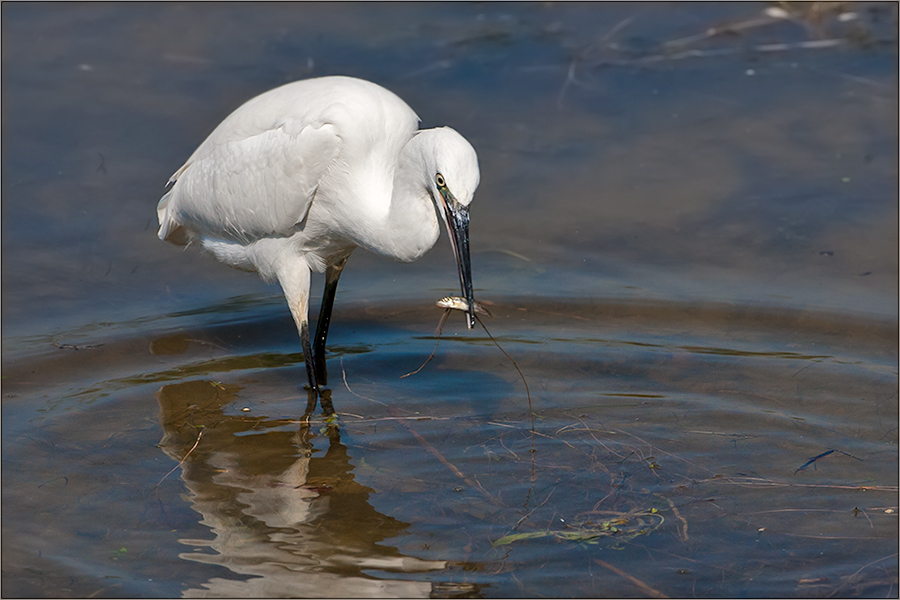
435 173 446 188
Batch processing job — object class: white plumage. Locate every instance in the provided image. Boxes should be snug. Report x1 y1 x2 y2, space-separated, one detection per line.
157 76 480 411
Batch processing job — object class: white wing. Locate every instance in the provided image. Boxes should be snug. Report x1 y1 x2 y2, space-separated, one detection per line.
159 119 340 245
157 76 419 246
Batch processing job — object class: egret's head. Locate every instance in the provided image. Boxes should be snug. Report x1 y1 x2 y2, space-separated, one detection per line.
427 127 480 208
422 127 480 329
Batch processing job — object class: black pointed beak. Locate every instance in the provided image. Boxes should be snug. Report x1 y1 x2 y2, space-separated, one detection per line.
442 198 476 329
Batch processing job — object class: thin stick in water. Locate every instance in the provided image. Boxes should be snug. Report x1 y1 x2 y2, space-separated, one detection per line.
475 315 535 456
388 403 498 505
400 308 451 379
341 356 388 406
156 428 204 487
594 559 669 599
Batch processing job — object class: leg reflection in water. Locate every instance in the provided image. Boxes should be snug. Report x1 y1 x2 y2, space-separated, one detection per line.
155 380 455 598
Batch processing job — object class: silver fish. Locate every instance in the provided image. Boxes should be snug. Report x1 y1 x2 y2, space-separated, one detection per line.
436 296 491 316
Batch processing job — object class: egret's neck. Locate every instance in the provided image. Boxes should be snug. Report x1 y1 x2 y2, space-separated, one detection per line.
362 133 441 262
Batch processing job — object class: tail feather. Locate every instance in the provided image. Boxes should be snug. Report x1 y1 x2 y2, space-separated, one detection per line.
157 190 193 246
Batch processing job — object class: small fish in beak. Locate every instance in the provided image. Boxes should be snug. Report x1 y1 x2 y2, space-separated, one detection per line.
436 296 492 316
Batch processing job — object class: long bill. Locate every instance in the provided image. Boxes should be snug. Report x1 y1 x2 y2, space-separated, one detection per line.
441 198 476 329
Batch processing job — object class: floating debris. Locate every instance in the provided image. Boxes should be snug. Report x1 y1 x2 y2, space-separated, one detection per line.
493 509 664 546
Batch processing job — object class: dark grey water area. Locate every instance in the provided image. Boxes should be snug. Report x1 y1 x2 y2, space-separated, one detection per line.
3 2 898 598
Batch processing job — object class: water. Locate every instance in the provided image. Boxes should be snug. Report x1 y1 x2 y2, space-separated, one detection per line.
2 3 897 598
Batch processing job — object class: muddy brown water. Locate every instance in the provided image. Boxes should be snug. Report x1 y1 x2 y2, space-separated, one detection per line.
3 3 897 598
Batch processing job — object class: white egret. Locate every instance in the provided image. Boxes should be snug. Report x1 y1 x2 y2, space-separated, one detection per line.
157 76 480 410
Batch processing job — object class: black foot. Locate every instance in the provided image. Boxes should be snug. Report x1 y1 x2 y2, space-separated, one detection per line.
301 385 336 421
319 388 335 418
302 386 319 419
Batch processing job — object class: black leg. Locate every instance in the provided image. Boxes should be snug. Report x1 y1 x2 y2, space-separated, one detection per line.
313 255 350 386
300 319 320 401
301 385 319 420
318 388 336 418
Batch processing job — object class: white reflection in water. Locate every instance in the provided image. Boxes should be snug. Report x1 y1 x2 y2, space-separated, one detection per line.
156 381 448 598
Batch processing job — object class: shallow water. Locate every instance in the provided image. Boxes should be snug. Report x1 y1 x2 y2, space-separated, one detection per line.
2 3 898 598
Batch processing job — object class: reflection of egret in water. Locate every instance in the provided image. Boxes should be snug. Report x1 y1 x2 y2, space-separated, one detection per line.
156 381 457 598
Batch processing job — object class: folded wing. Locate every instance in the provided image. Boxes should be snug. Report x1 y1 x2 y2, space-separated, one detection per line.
158 119 341 245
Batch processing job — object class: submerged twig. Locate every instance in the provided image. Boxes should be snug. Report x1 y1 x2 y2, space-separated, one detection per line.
556 4 894 89
388 403 499 505
853 507 875 529
830 552 899 597
775 532 889 541
403 300 537 487
697 475 898 493
558 15 637 108
406 301 536 458
340 356 388 406
473 316 532 427
514 487 555 531
625 37 850 67
575 417 626 461
661 14 781 49
400 309 451 378
594 559 669 598
475 314 536 461
156 428 204 487
329 413 452 423
612 427 717 476
795 448 863 474
663 496 689 542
